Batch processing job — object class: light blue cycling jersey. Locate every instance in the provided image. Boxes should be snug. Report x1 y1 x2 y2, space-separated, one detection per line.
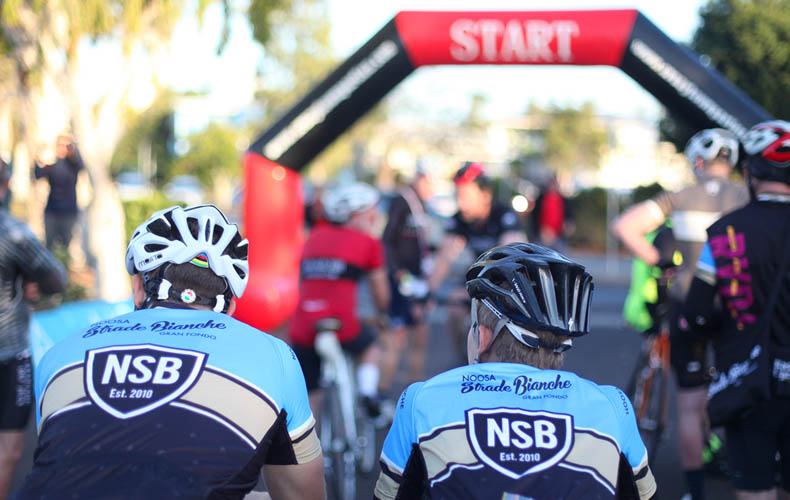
375 362 657 500
19 303 319 498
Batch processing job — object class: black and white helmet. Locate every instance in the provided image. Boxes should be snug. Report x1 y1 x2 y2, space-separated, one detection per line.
466 243 594 350
684 128 739 173
126 205 249 301
741 120 790 184
322 182 379 224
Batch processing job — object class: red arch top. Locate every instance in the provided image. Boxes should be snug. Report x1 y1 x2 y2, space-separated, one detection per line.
395 10 638 68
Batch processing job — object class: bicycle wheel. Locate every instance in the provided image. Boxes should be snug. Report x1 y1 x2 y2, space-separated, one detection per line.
355 406 377 474
322 383 356 500
631 363 666 462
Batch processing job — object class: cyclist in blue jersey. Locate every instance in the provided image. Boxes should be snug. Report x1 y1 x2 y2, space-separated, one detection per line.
14 205 324 500
375 243 657 500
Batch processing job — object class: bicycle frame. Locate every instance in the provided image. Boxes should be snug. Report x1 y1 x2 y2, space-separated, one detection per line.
316 330 358 446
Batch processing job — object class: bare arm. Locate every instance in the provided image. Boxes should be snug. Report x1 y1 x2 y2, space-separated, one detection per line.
263 455 325 500
428 234 466 292
368 266 391 315
610 201 665 266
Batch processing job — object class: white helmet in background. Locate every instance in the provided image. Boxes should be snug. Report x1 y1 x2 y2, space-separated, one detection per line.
322 182 380 224
126 205 249 309
684 128 740 174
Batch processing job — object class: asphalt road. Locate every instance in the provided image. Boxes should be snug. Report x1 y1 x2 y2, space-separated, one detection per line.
10 274 737 500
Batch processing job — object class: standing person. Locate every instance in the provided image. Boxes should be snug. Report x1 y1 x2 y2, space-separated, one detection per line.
379 170 432 391
533 174 567 251
611 128 749 500
427 162 525 362
375 243 657 499
682 120 790 500
14 204 324 500
288 182 390 418
33 134 84 252
0 159 67 500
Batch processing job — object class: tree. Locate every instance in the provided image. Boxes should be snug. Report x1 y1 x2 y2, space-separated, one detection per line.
171 122 242 186
0 0 297 301
694 0 790 118
253 0 336 121
663 0 790 149
110 93 176 185
527 101 608 175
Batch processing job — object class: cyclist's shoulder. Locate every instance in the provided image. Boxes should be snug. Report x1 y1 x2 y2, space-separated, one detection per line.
706 201 757 232
0 210 37 244
594 383 636 420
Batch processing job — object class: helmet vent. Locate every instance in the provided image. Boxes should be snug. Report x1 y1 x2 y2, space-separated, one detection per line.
186 217 200 239
144 244 168 253
147 219 171 238
233 264 247 280
212 225 224 244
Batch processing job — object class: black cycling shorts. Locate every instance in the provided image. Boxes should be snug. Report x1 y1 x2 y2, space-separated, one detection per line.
292 324 378 391
725 398 790 491
668 301 711 389
388 275 416 328
0 350 34 430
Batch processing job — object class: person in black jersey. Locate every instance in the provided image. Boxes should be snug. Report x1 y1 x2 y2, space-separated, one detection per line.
427 162 525 363
0 159 66 500
682 120 790 500
379 170 433 391
33 134 84 252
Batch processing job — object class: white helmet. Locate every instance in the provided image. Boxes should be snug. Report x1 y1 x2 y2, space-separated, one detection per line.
126 205 249 299
322 182 379 223
684 128 740 172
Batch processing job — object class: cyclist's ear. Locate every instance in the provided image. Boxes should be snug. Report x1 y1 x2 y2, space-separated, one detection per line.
225 298 236 317
132 274 146 309
471 324 495 363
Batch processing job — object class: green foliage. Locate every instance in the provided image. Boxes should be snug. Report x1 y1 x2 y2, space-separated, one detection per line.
693 0 790 119
110 94 175 184
170 123 242 186
567 187 608 249
254 0 335 120
526 102 608 173
659 0 790 150
122 192 183 243
247 0 291 46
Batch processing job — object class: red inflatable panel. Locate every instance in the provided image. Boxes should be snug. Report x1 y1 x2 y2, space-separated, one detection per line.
233 152 303 332
395 10 638 68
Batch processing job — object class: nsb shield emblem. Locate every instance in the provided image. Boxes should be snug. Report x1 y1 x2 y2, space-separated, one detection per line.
85 344 206 419
466 407 573 479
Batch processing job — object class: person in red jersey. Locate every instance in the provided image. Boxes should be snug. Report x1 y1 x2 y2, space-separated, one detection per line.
288 182 390 417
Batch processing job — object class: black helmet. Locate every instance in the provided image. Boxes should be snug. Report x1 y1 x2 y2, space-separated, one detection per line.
465 243 594 342
742 120 790 184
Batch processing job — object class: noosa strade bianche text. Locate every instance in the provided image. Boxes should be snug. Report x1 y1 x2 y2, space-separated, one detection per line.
461 373 572 396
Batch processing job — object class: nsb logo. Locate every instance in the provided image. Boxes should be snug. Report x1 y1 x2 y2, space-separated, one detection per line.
466 408 573 479
85 344 206 419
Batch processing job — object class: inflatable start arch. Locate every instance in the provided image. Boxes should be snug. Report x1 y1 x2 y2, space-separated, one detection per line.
233 9 772 331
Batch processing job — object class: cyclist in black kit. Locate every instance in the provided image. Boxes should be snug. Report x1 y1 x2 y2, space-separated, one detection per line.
0 159 66 499
683 120 790 500
612 128 748 500
380 170 433 390
427 162 525 362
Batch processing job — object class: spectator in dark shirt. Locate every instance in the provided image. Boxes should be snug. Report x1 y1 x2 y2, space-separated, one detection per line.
380 170 433 390
33 134 84 252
